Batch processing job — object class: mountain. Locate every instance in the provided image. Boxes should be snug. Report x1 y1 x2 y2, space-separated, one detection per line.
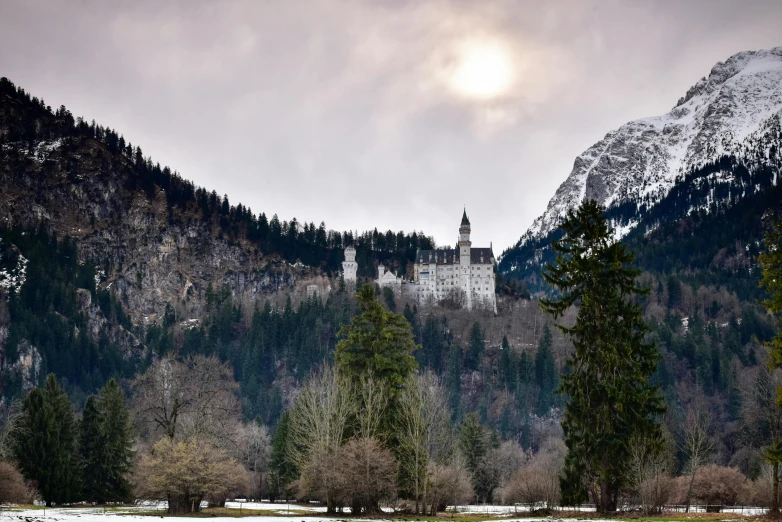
0 76 434 400
0 77 434 321
500 47 782 286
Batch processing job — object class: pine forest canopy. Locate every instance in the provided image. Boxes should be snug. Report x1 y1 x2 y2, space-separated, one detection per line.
0 77 435 277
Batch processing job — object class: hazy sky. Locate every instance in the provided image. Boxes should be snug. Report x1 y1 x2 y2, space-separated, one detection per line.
1 1 780 251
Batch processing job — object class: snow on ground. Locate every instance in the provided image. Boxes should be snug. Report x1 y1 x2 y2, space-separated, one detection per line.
0 503 766 521
0 504 613 522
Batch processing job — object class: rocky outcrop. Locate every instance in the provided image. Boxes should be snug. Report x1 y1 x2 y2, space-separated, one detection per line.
0 133 309 323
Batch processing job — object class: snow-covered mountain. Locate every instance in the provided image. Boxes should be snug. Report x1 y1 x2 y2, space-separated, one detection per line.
519 46 782 245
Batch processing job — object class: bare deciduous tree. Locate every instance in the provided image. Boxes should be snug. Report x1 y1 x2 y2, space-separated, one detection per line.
494 440 527 504
427 461 474 515
688 464 750 508
0 461 37 504
0 399 21 461
288 364 354 513
296 447 346 511
625 430 675 514
236 422 271 499
506 437 565 510
340 437 397 515
680 396 714 512
131 355 240 445
352 371 389 441
397 372 453 514
742 367 782 513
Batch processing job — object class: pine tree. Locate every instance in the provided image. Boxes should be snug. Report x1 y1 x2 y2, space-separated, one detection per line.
80 396 103 502
447 342 462 417
534 325 558 415
458 413 487 474
269 411 296 502
96 379 133 502
760 216 782 513
762 216 782 369
466 322 484 371
14 374 80 506
540 200 664 512
335 285 418 393
498 335 515 391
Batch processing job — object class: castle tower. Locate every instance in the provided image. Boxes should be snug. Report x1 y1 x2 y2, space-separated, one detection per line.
458 208 472 309
343 246 357 284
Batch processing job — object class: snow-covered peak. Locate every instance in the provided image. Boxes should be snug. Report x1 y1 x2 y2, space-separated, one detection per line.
516 46 782 247
676 47 782 108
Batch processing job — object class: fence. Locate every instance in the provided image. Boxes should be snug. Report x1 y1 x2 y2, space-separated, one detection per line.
449 503 768 516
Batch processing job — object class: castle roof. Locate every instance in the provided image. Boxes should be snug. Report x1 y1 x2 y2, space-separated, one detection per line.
461 208 470 227
415 247 494 265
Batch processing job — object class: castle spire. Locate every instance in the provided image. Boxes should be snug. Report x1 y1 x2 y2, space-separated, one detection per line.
461 207 470 227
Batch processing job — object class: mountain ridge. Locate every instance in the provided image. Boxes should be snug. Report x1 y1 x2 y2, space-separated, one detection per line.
509 46 782 253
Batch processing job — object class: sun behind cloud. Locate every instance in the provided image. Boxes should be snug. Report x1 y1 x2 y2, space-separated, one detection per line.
447 38 515 100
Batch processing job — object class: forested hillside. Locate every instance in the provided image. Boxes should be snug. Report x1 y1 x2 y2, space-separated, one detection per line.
1 72 780 491
0 76 434 400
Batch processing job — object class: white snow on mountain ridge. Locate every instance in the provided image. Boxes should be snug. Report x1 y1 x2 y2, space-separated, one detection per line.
513 46 782 250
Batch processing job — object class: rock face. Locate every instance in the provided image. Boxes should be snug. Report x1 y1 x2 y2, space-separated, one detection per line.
518 47 782 246
0 93 308 324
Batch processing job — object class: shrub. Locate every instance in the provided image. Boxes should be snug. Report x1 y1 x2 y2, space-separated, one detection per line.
427 462 474 514
505 438 565 509
690 465 750 507
135 437 248 514
0 461 37 504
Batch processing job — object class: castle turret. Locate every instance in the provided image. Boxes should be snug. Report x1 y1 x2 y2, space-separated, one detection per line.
459 208 472 309
342 246 357 283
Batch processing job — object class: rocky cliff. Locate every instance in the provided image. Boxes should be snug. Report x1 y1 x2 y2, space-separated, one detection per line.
0 83 311 325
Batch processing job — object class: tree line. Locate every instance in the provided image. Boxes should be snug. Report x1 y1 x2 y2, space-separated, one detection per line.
0 76 434 276
0 201 781 515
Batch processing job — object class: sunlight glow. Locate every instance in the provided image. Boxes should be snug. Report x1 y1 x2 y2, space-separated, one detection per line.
448 40 515 100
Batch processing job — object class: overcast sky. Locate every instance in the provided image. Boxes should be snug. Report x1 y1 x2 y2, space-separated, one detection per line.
1 1 780 251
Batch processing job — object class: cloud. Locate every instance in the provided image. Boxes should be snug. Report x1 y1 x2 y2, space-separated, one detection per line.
1 0 780 251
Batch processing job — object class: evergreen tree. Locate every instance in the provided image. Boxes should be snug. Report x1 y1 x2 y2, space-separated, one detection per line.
466 322 484 371
760 216 782 513
498 335 515 391
447 342 462 417
79 396 102 502
335 285 418 394
382 286 396 312
14 374 80 506
534 325 558 415
540 200 664 512
269 411 296 502
458 413 487 474
96 379 133 502
762 216 782 372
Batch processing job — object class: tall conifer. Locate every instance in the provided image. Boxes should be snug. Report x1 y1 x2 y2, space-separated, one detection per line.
80 396 102 501
14 374 80 506
760 216 782 513
540 200 664 512
534 325 558 415
97 379 134 502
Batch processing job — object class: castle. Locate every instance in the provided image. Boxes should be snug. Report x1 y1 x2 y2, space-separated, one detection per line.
342 210 496 311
